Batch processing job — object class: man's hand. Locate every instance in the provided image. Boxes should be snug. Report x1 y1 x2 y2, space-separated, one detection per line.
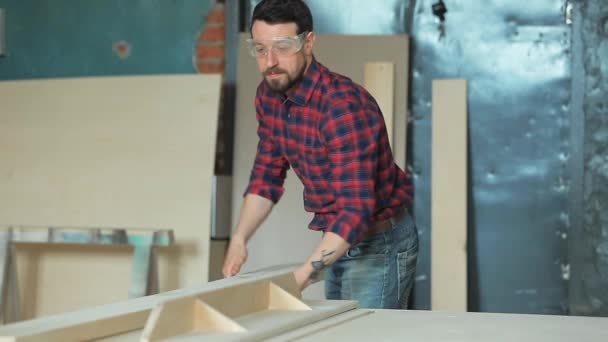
294 232 351 291
222 194 275 278
293 264 314 291
222 236 248 277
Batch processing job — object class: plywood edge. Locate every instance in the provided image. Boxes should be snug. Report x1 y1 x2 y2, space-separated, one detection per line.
268 282 311 311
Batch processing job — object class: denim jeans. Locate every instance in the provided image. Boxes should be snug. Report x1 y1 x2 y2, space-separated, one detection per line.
325 213 419 309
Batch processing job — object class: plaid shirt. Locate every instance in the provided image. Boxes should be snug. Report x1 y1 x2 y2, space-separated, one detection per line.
245 59 413 245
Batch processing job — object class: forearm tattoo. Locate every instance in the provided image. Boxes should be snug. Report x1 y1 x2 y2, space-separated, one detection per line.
309 250 334 281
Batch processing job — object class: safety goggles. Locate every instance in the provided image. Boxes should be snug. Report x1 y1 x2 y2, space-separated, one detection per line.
245 31 309 58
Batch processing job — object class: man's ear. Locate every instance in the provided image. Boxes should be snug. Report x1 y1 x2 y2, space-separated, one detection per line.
303 32 316 56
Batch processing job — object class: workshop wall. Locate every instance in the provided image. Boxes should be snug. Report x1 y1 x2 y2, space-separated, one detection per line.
0 0 215 80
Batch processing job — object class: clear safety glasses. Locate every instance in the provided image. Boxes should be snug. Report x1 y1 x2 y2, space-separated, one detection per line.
245 31 309 58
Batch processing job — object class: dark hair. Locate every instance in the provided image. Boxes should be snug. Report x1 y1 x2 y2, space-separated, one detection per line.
250 0 313 34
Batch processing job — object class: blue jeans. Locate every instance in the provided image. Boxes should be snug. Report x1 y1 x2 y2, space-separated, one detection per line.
325 213 419 309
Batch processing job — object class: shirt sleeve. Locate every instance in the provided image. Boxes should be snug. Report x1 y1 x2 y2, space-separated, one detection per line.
244 87 290 203
320 95 383 246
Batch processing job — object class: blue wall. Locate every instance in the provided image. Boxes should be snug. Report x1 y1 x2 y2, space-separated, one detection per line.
0 0 215 80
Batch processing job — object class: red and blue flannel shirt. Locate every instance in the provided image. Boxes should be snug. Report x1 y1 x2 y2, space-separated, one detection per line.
245 58 413 246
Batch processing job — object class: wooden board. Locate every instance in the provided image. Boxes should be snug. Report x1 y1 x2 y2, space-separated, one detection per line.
0 74 222 318
364 62 396 150
431 79 468 311
232 34 410 300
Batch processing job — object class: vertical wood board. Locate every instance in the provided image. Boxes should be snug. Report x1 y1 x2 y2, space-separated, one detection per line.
431 79 468 311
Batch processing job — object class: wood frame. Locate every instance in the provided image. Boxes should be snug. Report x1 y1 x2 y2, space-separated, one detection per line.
0 265 356 341
0 226 174 324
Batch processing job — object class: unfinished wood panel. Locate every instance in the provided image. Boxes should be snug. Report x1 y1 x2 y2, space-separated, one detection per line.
0 74 222 318
364 62 396 151
431 79 468 311
141 298 245 341
268 282 311 310
232 35 410 300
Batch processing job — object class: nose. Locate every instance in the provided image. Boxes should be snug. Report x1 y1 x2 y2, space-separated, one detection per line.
264 50 278 68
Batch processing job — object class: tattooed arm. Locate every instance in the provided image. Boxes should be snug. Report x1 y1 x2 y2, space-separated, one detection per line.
293 232 351 290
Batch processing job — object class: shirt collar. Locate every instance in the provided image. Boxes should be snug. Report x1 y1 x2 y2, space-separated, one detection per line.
262 58 322 106
287 58 321 106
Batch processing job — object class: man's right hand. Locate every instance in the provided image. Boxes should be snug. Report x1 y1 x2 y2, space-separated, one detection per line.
222 236 248 277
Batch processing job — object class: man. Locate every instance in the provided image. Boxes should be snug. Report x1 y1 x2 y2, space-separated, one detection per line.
222 0 419 309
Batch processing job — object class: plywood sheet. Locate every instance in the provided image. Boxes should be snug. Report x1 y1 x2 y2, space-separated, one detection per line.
0 74 222 318
364 62 395 148
277 309 608 342
431 79 468 311
232 34 410 299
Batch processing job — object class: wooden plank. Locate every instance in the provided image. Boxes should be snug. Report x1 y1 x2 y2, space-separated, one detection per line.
0 74 222 318
431 79 468 311
364 62 396 150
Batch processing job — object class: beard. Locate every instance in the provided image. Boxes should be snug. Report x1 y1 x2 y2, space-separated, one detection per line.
263 62 307 93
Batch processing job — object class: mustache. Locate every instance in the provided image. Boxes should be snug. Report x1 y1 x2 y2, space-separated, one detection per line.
264 67 288 76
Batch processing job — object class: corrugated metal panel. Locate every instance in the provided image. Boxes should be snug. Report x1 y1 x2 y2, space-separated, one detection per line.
410 0 570 314
570 0 608 316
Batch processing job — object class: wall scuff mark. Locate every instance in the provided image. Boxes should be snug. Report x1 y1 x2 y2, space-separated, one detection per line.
112 40 131 59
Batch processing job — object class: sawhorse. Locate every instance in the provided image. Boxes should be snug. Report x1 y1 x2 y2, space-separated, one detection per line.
0 226 174 324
